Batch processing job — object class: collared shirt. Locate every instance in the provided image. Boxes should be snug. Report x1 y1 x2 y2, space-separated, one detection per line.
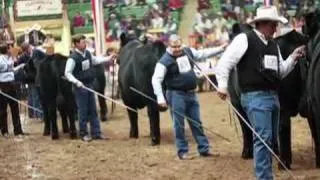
64 48 112 85
152 46 224 104
0 55 14 82
215 29 297 90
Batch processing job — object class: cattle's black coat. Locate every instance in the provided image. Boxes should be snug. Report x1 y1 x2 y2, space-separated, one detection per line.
17 52 108 139
118 37 166 145
302 7 320 167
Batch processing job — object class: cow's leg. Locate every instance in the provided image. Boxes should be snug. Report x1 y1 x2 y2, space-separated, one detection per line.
68 105 77 139
42 105 50 136
278 111 291 170
58 105 69 133
98 95 108 122
48 103 59 140
307 113 320 168
128 108 138 138
147 103 160 146
236 105 253 159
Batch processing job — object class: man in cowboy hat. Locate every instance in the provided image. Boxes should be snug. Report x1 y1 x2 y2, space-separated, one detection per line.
215 5 306 179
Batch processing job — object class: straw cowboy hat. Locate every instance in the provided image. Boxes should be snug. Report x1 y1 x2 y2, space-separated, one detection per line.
249 6 288 24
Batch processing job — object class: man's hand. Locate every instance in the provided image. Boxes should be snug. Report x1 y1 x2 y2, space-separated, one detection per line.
76 81 84 88
158 102 168 112
108 54 118 62
220 42 229 50
217 88 228 100
291 45 306 61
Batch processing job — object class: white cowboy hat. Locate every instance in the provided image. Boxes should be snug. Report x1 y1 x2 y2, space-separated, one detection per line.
249 6 288 24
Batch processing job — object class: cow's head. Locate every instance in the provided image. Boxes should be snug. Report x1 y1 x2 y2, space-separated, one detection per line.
119 31 137 48
276 30 309 59
14 56 37 84
300 6 320 38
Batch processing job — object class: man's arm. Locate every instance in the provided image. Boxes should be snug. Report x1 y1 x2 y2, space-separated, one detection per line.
152 63 167 104
190 43 228 60
278 45 305 79
215 33 248 95
64 58 83 87
91 55 116 65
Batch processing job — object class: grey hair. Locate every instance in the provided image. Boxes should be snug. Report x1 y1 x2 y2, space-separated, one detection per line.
169 34 181 42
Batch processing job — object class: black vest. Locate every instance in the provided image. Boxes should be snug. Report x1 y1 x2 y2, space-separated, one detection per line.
237 30 280 92
159 48 197 91
70 50 94 84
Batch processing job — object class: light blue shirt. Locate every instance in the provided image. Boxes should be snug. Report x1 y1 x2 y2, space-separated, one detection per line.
0 55 14 82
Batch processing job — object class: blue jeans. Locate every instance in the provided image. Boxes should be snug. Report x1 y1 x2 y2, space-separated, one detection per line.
166 90 209 156
27 84 42 118
74 84 101 138
241 91 280 180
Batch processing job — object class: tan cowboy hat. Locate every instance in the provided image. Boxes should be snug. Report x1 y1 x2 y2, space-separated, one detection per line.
249 6 288 24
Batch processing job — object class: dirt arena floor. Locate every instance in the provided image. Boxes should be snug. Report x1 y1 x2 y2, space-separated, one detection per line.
0 92 320 180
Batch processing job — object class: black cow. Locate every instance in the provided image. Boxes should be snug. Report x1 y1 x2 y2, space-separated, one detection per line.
228 28 309 169
92 64 108 121
118 34 166 145
301 7 320 167
15 53 77 139
17 50 110 139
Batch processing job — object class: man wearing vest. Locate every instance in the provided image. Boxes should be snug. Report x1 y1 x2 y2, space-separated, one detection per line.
215 6 306 179
65 35 116 142
152 34 227 160
0 43 24 137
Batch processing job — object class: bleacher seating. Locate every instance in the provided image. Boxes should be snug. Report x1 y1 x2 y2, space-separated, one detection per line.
119 5 149 19
67 2 93 34
66 1 184 35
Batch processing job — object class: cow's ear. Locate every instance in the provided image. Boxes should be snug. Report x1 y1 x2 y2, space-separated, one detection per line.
120 33 127 47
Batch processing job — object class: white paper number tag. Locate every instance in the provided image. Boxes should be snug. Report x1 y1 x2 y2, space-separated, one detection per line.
176 56 191 73
263 55 278 71
82 60 90 71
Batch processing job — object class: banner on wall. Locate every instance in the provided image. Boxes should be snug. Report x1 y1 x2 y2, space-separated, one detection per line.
16 0 62 17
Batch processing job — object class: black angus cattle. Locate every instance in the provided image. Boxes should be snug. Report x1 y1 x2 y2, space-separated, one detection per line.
92 64 108 121
16 53 77 139
17 51 109 139
118 34 166 145
302 7 320 167
228 27 309 169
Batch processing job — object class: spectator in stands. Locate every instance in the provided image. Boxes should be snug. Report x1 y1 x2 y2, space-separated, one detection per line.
43 34 55 47
107 13 121 40
85 11 93 26
137 0 146 5
168 0 184 10
151 13 164 29
72 12 85 27
218 26 230 43
213 13 227 32
104 0 117 8
198 0 211 11
164 17 177 35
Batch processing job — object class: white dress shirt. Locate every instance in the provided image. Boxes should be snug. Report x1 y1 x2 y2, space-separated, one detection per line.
215 29 297 91
64 49 112 85
0 55 15 82
152 46 225 104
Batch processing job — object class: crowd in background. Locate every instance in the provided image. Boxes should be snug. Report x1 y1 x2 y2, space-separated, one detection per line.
70 0 184 43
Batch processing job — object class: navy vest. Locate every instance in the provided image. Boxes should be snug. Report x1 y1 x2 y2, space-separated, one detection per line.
237 30 280 92
159 48 197 91
70 50 94 84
